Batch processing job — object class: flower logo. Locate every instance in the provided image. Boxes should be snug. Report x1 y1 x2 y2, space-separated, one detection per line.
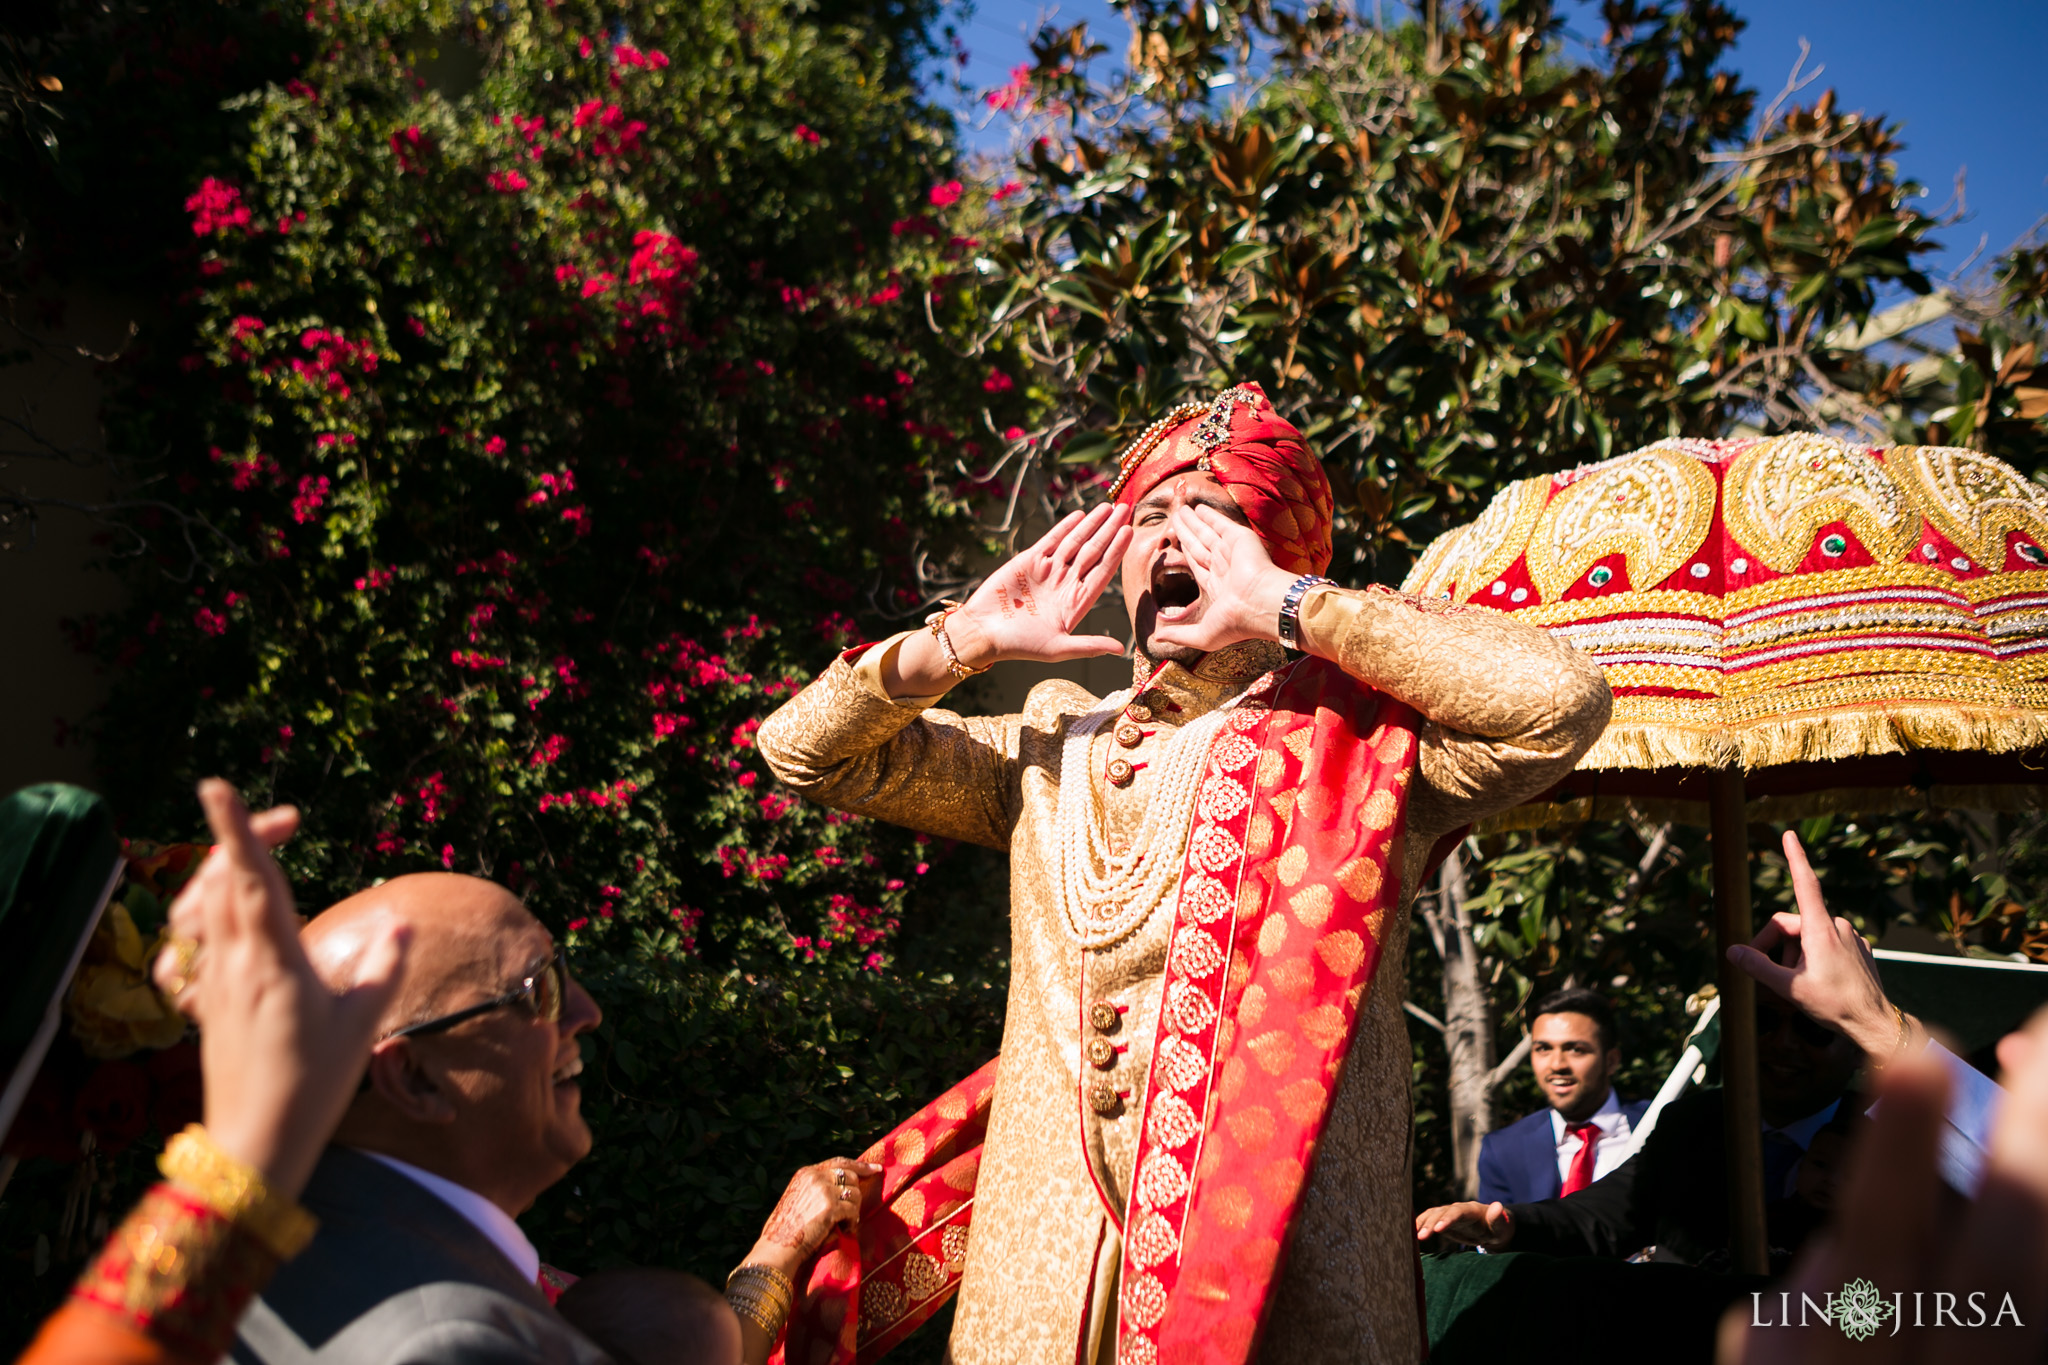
1834 1279 1895 1341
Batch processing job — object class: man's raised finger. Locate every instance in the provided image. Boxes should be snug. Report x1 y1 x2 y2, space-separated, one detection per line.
1782 831 1832 932
196 778 266 869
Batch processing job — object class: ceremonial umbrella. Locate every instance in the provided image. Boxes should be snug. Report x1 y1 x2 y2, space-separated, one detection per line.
1401 432 2048 1273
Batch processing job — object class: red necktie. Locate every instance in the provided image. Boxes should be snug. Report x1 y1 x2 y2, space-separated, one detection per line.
1561 1121 1604 1196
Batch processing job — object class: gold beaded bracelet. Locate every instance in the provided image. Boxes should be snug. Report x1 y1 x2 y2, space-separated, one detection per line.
923 602 990 681
158 1125 319 1260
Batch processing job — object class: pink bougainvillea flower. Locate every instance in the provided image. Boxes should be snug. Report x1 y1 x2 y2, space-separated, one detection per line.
993 179 1025 201
985 64 1032 112
928 180 964 208
185 178 252 236
793 123 820 144
487 169 529 193
291 474 331 524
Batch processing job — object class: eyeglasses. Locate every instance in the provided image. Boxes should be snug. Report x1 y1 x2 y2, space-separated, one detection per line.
390 946 570 1039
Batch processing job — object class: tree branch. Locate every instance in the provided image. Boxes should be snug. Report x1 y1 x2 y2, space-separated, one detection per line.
1484 1032 1532 1092
1403 1000 1445 1034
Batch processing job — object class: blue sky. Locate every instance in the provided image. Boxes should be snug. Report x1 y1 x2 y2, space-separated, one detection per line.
947 0 2048 282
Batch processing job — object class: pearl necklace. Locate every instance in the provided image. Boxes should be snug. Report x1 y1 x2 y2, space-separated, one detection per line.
1054 689 1239 950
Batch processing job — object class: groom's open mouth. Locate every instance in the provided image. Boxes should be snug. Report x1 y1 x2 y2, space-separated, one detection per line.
1152 562 1200 622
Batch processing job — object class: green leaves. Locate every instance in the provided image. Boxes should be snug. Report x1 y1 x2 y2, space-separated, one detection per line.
1 0 1029 1316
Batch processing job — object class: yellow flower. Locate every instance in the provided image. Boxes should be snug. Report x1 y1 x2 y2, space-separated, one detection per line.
65 904 188 1059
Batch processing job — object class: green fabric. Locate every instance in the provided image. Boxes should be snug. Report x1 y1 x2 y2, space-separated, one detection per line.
1875 952 2048 1056
0 784 121 1122
1422 1251 1761 1365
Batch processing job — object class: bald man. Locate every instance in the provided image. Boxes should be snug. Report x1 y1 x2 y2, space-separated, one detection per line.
234 873 612 1365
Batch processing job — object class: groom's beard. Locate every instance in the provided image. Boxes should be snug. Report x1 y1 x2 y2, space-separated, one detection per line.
1129 598 1205 671
1133 638 1205 671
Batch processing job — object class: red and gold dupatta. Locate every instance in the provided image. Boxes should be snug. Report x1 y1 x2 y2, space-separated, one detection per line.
777 656 1416 1365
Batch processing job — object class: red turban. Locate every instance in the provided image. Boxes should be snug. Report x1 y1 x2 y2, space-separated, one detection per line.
1108 383 1335 575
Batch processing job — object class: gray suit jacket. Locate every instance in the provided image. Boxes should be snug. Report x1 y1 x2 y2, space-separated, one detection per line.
233 1146 611 1365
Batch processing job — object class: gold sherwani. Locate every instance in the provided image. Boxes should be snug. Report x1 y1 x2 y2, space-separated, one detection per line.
759 587 1611 1365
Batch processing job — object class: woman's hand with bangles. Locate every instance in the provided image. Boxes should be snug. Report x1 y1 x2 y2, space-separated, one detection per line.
741 1157 884 1277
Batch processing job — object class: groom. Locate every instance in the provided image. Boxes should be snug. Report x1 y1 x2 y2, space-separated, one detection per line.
760 385 1611 1365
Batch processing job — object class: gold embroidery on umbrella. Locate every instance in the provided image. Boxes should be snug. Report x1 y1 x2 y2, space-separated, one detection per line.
1526 446 1716 597
1407 477 1549 603
1890 443 2048 565
1725 432 1913 571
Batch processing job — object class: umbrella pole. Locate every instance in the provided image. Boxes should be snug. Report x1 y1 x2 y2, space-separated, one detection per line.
1709 766 1769 1276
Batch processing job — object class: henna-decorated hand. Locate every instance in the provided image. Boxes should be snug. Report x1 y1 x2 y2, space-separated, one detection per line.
741 1157 884 1279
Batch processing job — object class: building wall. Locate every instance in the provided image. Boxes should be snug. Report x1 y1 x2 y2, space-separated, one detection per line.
0 293 137 797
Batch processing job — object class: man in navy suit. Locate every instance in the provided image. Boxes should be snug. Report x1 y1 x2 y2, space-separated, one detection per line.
1476 988 1648 1206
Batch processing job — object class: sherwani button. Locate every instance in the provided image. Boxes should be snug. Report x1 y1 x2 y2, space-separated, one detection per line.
1106 757 1135 787
1086 1036 1117 1069
1089 1002 1121 1033
1114 722 1144 748
1085 1081 1121 1115
1126 703 1154 724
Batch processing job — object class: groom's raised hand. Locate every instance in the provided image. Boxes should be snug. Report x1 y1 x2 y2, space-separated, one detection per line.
882 504 1131 697
1146 503 1300 656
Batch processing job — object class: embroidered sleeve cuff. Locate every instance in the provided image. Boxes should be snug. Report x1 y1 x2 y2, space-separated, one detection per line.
850 631 949 709
70 1183 285 1362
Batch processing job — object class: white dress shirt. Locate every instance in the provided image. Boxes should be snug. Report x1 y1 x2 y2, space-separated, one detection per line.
1549 1087 1635 1187
358 1150 541 1284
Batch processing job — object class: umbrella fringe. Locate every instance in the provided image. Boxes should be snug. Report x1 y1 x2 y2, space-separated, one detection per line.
1478 783 2048 834
1579 706 2048 774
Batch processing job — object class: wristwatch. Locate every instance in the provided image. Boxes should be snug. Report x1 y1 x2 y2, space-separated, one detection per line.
1277 574 1334 648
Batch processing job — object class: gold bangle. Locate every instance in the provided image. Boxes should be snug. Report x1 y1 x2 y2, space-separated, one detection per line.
923 602 990 681
725 1264 795 1337
1892 1003 1913 1054
726 1288 785 1336
726 1262 796 1308
158 1125 319 1260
